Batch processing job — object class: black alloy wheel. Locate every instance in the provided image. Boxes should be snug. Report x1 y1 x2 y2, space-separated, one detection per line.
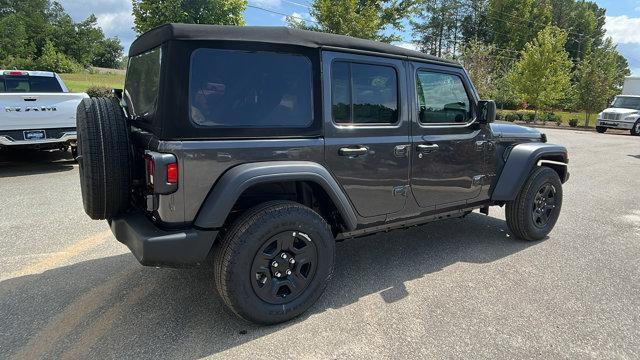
251 231 318 304
506 166 563 241
531 183 558 229
213 200 335 324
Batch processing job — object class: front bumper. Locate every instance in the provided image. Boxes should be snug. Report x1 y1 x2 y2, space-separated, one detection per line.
109 211 218 267
596 119 634 130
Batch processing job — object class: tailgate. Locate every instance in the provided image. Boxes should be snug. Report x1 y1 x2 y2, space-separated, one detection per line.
0 93 88 130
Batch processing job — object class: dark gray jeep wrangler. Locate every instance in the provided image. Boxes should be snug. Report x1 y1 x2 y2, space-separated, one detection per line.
76 24 569 324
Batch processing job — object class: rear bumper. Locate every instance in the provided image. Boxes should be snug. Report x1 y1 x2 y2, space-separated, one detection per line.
108 211 218 267
0 129 77 146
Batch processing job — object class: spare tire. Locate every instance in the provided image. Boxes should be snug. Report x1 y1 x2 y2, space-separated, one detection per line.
76 97 131 220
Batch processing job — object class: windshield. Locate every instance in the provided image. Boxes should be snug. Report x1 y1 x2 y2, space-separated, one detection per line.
611 96 640 110
0 75 63 93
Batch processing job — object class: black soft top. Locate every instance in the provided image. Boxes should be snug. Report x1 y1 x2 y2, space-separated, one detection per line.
129 23 459 66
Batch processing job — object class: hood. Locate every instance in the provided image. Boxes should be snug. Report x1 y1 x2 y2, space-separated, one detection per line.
490 122 544 142
601 108 638 116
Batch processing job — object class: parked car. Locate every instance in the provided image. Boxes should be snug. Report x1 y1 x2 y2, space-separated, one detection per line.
595 95 640 135
76 24 569 324
0 70 88 156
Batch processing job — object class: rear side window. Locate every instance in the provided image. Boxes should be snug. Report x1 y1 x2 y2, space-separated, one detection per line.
331 61 398 125
416 71 472 124
0 76 62 93
189 49 313 128
125 47 161 118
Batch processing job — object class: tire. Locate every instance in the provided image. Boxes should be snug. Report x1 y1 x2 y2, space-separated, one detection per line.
505 167 563 241
631 120 640 136
70 145 78 160
76 97 131 220
213 201 335 324
596 126 607 133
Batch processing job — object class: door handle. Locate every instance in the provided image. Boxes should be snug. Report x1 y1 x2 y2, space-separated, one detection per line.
339 146 369 157
416 144 439 153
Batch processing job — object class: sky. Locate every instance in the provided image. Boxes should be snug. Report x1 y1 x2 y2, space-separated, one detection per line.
58 0 640 75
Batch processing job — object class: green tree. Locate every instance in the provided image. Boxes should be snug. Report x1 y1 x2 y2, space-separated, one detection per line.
93 37 124 69
132 0 246 34
488 0 552 53
506 26 572 118
0 13 33 61
36 40 80 73
411 0 464 57
459 39 499 98
574 40 628 127
289 0 412 42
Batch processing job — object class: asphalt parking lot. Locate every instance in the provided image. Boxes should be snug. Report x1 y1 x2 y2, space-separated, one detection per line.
1 128 639 359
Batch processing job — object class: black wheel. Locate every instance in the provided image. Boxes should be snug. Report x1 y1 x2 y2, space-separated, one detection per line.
213 201 335 324
631 120 640 136
506 167 563 241
70 145 78 160
596 126 607 133
76 97 131 220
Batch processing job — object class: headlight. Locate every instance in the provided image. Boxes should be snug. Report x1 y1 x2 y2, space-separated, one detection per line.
624 115 639 121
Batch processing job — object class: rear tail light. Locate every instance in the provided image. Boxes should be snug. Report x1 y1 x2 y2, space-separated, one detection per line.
166 162 178 184
145 155 154 185
143 151 178 194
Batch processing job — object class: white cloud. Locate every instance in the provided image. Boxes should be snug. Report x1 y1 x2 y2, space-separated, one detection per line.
253 0 282 8
604 16 640 44
58 0 136 52
282 12 314 23
395 42 419 51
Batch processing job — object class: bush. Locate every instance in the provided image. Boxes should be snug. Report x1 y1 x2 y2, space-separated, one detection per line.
86 86 113 98
555 118 562 126
540 112 561 125
495 111 505 121
525 112 536 122
505 113 519 122
568 118 579 127
36 40 81 73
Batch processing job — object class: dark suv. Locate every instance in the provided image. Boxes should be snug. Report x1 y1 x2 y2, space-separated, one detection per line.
76 24 569 324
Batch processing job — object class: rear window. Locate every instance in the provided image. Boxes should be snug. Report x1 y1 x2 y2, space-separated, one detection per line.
125 47 161 118
189 49 313 128
0 76 63 93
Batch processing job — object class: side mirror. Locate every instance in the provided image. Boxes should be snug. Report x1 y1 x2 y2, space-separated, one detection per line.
478 100 496 124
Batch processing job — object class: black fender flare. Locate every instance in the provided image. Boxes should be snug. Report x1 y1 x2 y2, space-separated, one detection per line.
491 143 568 201
193 161 358 231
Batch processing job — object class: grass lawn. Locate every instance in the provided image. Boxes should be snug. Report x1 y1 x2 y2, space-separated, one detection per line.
498 109 596 127
59 71 125 93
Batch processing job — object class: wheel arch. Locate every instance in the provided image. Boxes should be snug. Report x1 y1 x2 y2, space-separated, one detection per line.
193 161 358 232
491 143 568 202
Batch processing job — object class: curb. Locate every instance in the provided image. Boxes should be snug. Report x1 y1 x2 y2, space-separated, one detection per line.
513 122 596 132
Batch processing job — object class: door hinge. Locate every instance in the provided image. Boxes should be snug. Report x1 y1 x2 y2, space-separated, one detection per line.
393 185 409 197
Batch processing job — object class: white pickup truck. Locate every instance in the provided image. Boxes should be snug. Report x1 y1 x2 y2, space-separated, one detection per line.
0 70 89 156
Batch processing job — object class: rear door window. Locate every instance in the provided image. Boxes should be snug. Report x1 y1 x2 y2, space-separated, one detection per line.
0 76 62 93
188 49 313 128
331 61 398 125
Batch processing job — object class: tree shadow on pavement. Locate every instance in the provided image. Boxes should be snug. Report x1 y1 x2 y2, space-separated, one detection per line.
0 148 75 178
0 214 538 359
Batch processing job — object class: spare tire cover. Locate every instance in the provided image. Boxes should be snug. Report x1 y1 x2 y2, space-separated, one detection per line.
76 97 131 220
